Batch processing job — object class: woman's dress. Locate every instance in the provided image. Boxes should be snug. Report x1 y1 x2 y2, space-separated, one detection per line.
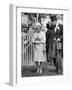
32 31 46 62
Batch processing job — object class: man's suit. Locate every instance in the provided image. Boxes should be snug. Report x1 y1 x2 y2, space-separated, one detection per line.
46 24 55 61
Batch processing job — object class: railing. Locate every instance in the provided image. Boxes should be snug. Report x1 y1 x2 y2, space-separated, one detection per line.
21 32 35 66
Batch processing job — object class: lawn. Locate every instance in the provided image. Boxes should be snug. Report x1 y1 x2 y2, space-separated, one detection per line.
21 62 63 77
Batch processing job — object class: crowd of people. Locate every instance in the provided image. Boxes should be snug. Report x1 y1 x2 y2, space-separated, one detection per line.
21 13 63 74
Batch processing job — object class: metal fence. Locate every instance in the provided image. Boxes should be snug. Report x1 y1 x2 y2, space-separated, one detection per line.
21 32 34 66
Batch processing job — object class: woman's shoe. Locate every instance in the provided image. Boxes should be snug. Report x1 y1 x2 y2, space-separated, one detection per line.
37 68 39 73
40 68 42 73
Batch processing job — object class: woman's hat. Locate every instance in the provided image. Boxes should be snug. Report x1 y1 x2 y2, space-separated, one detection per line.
35 22 41 27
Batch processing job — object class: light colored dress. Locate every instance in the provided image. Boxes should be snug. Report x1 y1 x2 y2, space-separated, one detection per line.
32 31 46 62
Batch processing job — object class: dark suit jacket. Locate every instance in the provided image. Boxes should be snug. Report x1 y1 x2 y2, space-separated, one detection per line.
55 24 63 39
46 33 55 55
46 24 55 52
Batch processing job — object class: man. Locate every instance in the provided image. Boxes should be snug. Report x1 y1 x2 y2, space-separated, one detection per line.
55 24 63 74
46 23 55 63
53 14 63 73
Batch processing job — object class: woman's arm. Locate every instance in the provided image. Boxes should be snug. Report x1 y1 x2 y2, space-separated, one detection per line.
40 31 46 44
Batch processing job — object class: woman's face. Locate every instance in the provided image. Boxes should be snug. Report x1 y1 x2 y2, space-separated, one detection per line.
37 26 41 29
36 29 40 33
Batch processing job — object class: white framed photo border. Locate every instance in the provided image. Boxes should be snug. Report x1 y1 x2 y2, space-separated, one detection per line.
9 4 70 86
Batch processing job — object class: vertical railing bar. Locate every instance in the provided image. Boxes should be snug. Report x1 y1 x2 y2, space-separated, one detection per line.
30 37 32 65
21 36 22 66
32 42 33 62
22 36 23 66
23 34 25 65
26 35 27 66
26 34 27 66
29 35 30 65
33 37 34 64
27 35 28 66
29 35 31 65
24 34 26 66
21 35 23 66
33 39 34 60
31 40 32 65
21 36 23 65
28 35 29 66
23 35 24 66
26 36 27 64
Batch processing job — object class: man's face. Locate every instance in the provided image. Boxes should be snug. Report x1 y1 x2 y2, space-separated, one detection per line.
46 16 51 23
57 19 63 25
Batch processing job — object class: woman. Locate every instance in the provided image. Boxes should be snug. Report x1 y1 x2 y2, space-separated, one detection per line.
32 22 46 73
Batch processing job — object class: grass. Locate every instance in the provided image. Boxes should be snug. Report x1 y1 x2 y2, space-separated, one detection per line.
21 63 63 77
